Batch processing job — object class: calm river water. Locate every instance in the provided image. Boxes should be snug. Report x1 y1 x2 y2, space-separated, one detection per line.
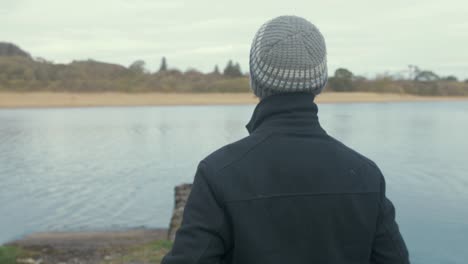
1 102 467 263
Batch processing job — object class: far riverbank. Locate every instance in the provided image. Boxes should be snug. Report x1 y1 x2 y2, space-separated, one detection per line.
1 92 468 108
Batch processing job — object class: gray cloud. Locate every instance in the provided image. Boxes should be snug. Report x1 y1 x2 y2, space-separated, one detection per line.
1 0 467 79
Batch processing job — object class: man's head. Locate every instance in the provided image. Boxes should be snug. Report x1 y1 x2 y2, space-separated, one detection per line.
249 15 327 99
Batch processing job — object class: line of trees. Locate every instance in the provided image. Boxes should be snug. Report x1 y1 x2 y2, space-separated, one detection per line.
0 42 249 93
327 67 468 96
127 57 243 77
1 42 467 96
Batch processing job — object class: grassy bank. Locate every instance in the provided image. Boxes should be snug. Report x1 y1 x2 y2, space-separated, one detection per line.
0 246 21 264
101 240 172 264
0 245 40 264
1 240 172 264
2 229 170 264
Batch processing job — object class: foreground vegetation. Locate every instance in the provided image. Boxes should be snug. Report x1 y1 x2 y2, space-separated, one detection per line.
0 240 173 264
0 245 39 264
1 42 467 96
0 246 20 264
101 240 172 264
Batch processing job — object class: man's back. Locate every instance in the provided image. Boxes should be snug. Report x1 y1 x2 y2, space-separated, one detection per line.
162 93 409 264
162 15 409 264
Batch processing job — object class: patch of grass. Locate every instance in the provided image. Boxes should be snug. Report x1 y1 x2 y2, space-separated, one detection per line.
0 246 20 264
101 240 173 264
0 245 41 264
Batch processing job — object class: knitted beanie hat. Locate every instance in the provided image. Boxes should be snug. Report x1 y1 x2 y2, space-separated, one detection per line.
249 16 328 99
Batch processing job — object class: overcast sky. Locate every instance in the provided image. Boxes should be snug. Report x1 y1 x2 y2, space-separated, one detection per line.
2 0 467 79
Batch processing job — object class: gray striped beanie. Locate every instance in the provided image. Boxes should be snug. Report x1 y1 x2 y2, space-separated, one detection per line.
249 16 328 99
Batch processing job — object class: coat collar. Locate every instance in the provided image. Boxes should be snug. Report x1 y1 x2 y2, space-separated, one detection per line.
246 92 326 135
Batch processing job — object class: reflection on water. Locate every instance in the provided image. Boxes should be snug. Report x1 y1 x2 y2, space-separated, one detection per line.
1 102 467 263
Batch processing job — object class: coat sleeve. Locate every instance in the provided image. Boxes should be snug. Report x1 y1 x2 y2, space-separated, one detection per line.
162 161 232 264
371 171 410 264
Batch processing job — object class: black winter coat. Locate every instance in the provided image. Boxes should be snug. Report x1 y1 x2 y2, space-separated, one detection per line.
162 93 409 264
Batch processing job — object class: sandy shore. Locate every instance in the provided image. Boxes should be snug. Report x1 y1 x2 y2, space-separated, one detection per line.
0 92 467 108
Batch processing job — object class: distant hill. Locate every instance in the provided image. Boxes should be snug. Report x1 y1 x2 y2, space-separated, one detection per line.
0 42 31 58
